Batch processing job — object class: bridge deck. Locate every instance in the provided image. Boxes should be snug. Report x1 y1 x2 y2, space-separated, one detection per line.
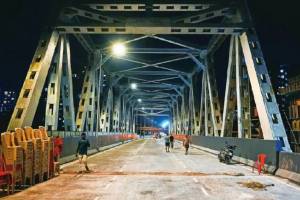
4 139 300 200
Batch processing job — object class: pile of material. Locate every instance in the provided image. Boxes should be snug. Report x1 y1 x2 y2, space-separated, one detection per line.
238 181 274 190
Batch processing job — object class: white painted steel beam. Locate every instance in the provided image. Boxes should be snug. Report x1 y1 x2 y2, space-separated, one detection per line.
239 32 291 151
45 37 64 131
8 31 59 130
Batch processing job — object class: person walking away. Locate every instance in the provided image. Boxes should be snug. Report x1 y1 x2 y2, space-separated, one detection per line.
164 134 171 152
183 135 191 155
76 133 91 172
53 135 63 174
170 134 174 149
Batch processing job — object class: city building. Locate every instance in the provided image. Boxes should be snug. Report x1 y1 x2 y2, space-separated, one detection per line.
0 89 17 113
279 68 300 152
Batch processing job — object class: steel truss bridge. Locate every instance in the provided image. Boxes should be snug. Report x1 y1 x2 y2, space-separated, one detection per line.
7 0 292 151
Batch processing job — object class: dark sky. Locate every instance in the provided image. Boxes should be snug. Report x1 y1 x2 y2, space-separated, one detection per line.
0 0 299 92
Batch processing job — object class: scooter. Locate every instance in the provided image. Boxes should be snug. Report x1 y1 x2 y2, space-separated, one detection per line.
218 142 237 164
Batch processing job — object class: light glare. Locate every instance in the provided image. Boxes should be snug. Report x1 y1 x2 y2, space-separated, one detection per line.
112 43 126 57
131 83 137 90
137 98 142 103
161 120 169 128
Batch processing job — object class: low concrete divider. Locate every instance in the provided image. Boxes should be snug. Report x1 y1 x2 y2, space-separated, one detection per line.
59 134 137 164
276 152 300 183
174 134 278 172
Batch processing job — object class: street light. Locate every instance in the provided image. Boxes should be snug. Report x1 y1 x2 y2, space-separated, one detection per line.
137 98 142 103
112 42 126 57
130 83 137 90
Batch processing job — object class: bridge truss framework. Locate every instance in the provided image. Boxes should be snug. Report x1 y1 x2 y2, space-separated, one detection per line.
7 0 291 151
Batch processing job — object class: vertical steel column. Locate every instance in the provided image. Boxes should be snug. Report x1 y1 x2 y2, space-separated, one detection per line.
203 72 209 136
108 88 113 133
75 66 92 131
198 72 205 135
188 80 195 135
113 91 121 133
235 36 243 138
241 63 252 138
221 36 236 137
176 97 181 133
239 31 291 151
61 35 75 131
180 88 186 134
86 69 96 131
8 31 59 130
45 37 64 131
96 53 103 132
205 58 222 136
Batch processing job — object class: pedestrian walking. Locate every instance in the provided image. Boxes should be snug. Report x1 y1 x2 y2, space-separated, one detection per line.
164 134 170 152
76 132 91 172
170 134 174 149
183 135 191 155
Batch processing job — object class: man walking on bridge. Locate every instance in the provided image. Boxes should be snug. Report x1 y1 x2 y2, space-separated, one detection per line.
76 132 91 172
183 135 191 155
164 134 171 152
170 134 174 149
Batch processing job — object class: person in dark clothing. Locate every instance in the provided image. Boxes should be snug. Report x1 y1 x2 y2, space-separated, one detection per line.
76 132 91 172
170 135 174 149
183 135 191 155
164 134 170 152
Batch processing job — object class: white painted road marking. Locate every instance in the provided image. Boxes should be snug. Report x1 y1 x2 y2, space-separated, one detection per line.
201 187 209 196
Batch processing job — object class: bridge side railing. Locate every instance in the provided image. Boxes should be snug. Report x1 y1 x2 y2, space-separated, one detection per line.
47 131 135 138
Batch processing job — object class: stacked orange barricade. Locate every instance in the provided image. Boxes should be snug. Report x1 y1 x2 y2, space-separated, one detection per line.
13 128 34 185
0 132 24 193
34 127 51 181
24 127 42 184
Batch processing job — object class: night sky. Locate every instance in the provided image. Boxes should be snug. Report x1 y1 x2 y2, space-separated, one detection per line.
0 0 299 91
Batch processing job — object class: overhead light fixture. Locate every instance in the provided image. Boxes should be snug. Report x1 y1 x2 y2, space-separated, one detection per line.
112 42 126 57
137 98 142 103
130 83 137 90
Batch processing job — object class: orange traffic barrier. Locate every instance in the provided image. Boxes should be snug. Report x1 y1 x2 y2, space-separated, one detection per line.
24 127 42 184
13 128 34 185
1 132 23 193
0 142 12 194
34 127 51 181
253 153 267 175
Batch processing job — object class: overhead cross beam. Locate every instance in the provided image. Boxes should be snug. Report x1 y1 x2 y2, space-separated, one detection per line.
173 6 232 24
56 22 246 35
63 7 122 23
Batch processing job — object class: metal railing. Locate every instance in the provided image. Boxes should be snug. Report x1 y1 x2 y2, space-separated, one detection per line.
47 131 135 138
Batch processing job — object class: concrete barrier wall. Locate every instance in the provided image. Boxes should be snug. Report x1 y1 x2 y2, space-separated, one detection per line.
190 136 278 167
276 152 300 183
279 152 300 173
58 134 137 164
61 134 135 157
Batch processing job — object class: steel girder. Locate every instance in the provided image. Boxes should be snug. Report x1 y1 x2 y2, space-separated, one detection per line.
239 32 291 151
75 66 93 131
8 31 59 131
56 23 245 35
7 0 292 152
45 37 64 131
221 36 237 137
61 35 76 131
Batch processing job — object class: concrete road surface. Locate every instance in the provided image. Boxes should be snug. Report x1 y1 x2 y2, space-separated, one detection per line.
2 139 300 200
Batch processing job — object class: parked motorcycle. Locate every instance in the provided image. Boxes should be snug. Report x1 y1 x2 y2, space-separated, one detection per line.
218 142 237 164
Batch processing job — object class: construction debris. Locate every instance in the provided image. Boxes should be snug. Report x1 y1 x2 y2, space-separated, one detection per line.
237 181 275 191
